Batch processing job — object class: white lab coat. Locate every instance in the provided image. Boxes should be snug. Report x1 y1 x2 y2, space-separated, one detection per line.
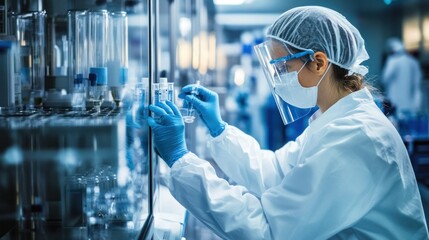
382 52 422 116
167 88 429 240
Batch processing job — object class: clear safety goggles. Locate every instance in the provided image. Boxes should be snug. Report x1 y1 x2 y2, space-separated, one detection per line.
270 49 314 74
254 39 315 125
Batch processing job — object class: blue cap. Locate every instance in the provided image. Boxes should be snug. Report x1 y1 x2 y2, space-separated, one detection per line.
120 67 128 85
74 73 84 84
0 40 13 49
254 37 264 45
89 67 108 85
242 44 252 55
89 73 97 86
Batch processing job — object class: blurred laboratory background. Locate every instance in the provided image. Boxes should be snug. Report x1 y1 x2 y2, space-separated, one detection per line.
0 0 429 239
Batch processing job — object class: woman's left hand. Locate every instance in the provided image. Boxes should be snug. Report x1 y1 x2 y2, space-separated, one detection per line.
148 101 188 167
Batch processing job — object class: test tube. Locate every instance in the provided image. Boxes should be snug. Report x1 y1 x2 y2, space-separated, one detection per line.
68 10 88 93
181 80 200 123
134 78 148 123
108 11 128 87
168 82 174 102
159 78 168 102
153 83 160 105
16 11 46 109
88 10 108 72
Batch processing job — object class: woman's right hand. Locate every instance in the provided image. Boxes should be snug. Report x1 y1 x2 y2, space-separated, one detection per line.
179 85 226 137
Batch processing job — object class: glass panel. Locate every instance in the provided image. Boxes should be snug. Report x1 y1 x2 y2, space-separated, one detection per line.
0 0 151 239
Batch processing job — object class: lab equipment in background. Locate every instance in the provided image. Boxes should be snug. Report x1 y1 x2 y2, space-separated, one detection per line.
71 73 86 113
47 15 68 77
108 11 128 110
0 40 15 109
7 12 22 109
181 80 200 124
108 11 128 88
16 11 46 110
88 71 107 113
133 78 148 124
0 0 8 36
88 10 108 79
0 111 150 239
110 69 129 109
68 10 88 94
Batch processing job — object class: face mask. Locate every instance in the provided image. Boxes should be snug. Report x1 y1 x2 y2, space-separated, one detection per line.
274 62 331 109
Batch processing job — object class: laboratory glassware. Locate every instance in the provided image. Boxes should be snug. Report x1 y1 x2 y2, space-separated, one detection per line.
68 10 88 93
71 73 86 113
88 71 107 113
0 40 16 109
16 11 46 109
88 10 108 71
108 11 128 87
181 80 200 123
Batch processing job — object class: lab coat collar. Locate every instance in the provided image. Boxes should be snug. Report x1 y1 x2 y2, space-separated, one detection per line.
308 87 374 128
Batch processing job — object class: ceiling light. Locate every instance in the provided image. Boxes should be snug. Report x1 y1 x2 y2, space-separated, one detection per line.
214 0 246 5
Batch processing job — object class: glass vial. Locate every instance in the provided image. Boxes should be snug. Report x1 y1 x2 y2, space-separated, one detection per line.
167 82 174 102
159 78 168 102
181 80 200 123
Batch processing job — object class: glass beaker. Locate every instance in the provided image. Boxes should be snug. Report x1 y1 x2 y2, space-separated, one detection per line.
16 11 46 110
180 107 196 123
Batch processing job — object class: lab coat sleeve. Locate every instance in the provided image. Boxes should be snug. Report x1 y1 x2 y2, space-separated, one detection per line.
261 125 392 239
206 125 303 197
168 152 274 240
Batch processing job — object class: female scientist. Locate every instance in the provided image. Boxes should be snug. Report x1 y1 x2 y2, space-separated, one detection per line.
148 6 429 239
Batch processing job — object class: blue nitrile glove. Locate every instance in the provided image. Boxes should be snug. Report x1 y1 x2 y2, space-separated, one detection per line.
148 101 188 167
179 85 226 137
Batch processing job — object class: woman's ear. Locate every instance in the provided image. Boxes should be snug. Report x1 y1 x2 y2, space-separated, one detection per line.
309 51 329 75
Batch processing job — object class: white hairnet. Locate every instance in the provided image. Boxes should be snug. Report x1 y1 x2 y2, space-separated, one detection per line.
386 37 405 54
267 6 369 76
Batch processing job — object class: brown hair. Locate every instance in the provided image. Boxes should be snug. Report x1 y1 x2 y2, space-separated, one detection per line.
331 65 364 92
